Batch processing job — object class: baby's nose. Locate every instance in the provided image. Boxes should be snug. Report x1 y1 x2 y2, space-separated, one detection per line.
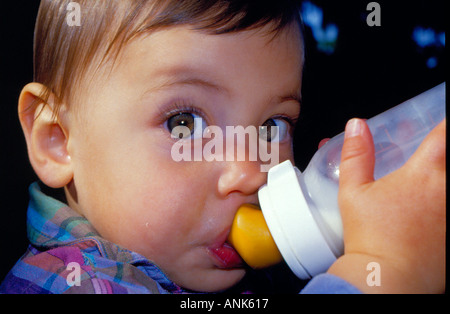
217 159 267 197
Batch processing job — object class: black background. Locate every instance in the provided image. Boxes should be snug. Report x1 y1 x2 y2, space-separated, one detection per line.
0 0 446 283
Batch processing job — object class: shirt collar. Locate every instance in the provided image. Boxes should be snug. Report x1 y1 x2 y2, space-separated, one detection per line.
27 182 98 247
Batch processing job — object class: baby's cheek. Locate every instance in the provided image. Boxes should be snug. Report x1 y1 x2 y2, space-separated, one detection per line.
129 211 188 258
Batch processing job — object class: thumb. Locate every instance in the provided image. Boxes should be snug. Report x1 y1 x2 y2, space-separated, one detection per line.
339 118 375 191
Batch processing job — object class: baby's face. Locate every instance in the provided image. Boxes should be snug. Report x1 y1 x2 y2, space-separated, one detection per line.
65 23 303 292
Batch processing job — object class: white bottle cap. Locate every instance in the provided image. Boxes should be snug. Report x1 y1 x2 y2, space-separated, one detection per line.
258 160 338 280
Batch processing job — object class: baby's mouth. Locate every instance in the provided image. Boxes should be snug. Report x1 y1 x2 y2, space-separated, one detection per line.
207 242 244 269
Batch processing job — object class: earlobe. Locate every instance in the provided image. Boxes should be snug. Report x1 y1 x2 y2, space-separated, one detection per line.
18 83 73 188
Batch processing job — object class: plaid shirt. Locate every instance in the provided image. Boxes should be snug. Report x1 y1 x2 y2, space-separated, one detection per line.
0 182 188 294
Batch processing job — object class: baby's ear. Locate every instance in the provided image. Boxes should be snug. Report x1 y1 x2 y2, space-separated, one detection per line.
18 83 73 188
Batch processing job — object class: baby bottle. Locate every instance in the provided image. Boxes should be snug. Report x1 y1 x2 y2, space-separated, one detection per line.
229 82 445 280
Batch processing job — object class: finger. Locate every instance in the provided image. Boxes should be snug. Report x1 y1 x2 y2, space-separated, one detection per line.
339 118 376 191
318 138 330 149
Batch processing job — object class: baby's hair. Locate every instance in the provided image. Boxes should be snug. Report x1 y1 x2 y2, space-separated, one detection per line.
32 0 302 118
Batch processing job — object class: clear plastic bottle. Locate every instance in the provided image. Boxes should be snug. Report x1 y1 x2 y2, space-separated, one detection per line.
258 82 446 280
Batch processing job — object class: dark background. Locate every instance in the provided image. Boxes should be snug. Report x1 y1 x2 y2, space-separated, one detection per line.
0 1 445 282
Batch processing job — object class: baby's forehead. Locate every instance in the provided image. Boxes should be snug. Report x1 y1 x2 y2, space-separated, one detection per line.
114 18 304 69
112 24 303 90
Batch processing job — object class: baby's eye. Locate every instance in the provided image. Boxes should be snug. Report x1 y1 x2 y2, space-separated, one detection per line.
166 112 206 139
259 118 289 142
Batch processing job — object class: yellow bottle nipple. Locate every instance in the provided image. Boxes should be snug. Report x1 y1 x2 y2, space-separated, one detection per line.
228 204 283 269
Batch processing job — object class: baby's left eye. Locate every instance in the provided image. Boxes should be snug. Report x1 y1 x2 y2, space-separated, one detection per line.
259 118 289 142
166 112 206 139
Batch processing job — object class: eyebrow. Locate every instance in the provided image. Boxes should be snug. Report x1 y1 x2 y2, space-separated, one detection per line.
275 93 302 105
268 88 302 114
143 66 302 108
143 68 229 96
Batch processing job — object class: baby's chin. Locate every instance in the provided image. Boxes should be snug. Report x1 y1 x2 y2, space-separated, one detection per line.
172 266 247 293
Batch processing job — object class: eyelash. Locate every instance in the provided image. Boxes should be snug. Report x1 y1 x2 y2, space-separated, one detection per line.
270 115 297 129
159 102 207 124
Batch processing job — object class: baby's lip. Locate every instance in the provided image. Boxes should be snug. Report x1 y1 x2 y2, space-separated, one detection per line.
207 242 244 269
207 229 244 269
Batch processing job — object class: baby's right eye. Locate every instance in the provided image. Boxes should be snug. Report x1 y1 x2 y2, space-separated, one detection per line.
166 112 206 139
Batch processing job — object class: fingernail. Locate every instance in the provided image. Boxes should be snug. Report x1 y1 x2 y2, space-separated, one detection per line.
345 118 361 138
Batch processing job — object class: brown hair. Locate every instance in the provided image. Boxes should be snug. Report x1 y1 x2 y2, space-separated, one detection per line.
33 0 303 117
